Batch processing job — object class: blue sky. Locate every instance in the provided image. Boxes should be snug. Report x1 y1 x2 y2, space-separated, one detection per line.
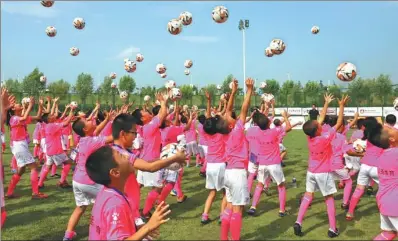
1 1 398 89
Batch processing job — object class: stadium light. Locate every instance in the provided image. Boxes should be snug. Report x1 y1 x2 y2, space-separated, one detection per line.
239 19 249 94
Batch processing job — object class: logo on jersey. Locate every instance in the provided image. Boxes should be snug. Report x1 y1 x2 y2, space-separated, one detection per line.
111 212 119 224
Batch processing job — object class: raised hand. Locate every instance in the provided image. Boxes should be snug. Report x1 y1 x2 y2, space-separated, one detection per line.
245 78 254 90
29 96 35 107
205 91 210 100
231 79 238 93
146 202 171 233
324 93 334 104
338 94 350 106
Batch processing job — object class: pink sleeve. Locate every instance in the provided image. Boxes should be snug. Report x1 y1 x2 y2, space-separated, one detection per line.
25 116 32 124
104 205 135 240
100 121 113 137
92 136 107 149
342 124 350 136
342 142 354 153
167 113 174 121
325 127 337 144
145 116 161 136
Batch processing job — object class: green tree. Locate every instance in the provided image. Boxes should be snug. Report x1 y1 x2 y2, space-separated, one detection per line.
292 81 303 106
373 74 393 106
4 78 22 93
261 79 280 96
119 75 136 101
201 84 218 106
220 74 234 94
180 85 194 105
47 79 70 99
140 86 157 98
304 81 322 105
326 84 342 106
75 73 94 105
347 78 371 107
279 80 294 106
100 76 113 103
21 67 46 96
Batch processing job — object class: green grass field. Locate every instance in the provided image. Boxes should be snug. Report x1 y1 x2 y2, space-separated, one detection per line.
1 126 381 240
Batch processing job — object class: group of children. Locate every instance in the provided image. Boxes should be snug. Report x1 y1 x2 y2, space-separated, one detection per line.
1 83 398 240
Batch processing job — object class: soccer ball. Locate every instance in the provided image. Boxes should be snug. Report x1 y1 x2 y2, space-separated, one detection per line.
167 19 183 35
220 94 226 100
120 91 128 99
336 62 357 82
311 26 320 34
269 39 286 55
160 73 167 78
41 0 54 7
155 100 160 105
265 47 273 57
184 69 190 75
212 6 229 24
160 143 185 171
70 101 78 108
111 82 117 88
22 97 30 105
179 11 193 26
45 26 57 37
124 61 137 73
144 95 151 102
136 53 144 62
183 105 189 111
261 93 274 103
393 97 398 111
353 139 366 153
109 72 117 79
165 80 176 89
169 104 174 110
70 47 79 56
260 82 267 88
156 63 167 74
184 59 193 68
170 88 182 101
217 85 222 90
192 105 198 111
73 17 85 30
124 58 130 63
40 76 47 82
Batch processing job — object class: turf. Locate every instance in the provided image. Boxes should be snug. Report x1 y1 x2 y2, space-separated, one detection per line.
1 127 381 240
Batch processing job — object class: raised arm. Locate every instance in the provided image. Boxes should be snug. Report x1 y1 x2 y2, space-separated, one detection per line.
1 88 15 127
226 79 238 117
50 97 59 116
335 95 350 131
174 101 180 126
183 111 196 132
20 97 34 121
281 111 293 132
94 110 114 136
348 112 359 129
318 93 334 125
44 96 51 113
30 98 44 122
156 92 169 123
62 108 75 127
239 78 254 123
60 105 70 120
87 102 100 121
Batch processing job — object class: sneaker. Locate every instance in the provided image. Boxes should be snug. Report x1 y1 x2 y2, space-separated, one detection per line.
5 194 20 199
281 162 286 167
51 174 61 178
32 192 48 199
328 228 339 238
63 231 77 241
177 195 187 203
366 186 374 196
341 203 349 210
345 213 354 221
293 223 304 236
279 211 288 217
201 216 211 225
57 181 72 189
170 190 177 196
247 207 256 216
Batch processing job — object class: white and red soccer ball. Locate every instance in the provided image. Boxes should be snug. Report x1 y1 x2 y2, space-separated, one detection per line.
179 11 193 26
336 62 357 82
167 19 183 35
212 6 229 24
156 63 167 74
73 17 85 30
46 26 57 37
136 53 144 62
70 47 79 56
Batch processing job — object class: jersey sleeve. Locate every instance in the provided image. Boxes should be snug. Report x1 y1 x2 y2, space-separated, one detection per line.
104 204 135 240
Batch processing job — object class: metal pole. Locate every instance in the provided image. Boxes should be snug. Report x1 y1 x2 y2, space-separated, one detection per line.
242 28 246 94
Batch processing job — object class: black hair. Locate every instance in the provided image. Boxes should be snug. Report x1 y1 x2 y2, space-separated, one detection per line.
72 117 86 137
250 107 260 113
152 105 161 116
303 120 318 138
203 117 217 135
323 115 330 126
97 111 105 124
131 109 143 125
112 113 137 139
312 104 316 107
160 119 168 129
180 114 188 124
85 109 92 118
198 114 206 125
57 112 62 119
328 116 338 127
253 113 270 130
357 119 364 130
273 118 282 127
41 113 50 124
231 111 237 120
386 114 397 125
366 123 389 149
6 109 14 127
86 146 117 186
362 117 379 141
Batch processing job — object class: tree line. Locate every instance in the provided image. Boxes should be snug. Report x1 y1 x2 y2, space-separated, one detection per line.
3 68 398 109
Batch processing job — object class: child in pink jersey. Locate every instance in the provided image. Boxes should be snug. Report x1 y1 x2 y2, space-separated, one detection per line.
184 113 200 167
197 114 209 177
5 97 47 200
85 146 173 241
370 125 398 240
246 110 292 217
293 94 349 238
217 78 253 241
346 116 383 221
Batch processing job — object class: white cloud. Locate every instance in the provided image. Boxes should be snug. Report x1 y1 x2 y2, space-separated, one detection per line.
114 46 141 60
179 35 219 43
1 1 58 18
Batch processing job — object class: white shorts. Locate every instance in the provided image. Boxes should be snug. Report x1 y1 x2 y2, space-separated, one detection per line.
46 153 69 166
160 169 179 183
198 145 208 159
186 141 199 156
332 168 350 181
344 155 361 171
380 214 398 232
357 163 379 186
206 162 226 191
136 170 163 188
305 171 337 197
11 140 36 168
72 181 102 206
279 143 286 152
257 164 286 185
248 161 259 174
61 135 68 151
0 132 5 144
224 169 250 206
40 138 47 154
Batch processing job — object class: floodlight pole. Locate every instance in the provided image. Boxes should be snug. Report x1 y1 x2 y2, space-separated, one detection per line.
239 19 249 95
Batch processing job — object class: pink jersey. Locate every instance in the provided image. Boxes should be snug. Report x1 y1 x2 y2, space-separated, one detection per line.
100 121 113 137
341 124 351 136
40 123 46 140
361 141 383 167
89 187 137 240
350 129 364 142
45 123 64 155
307 127 336 173
197 122 207 146
33 122 41 141
246 126 285 165
330 132 353 171
202 131 226 164
73 136 106 185
167 113 175 121
160 125 184 147
274 126 286 143
184 121 197 143
376 147 398 217
9 116 31 142
321 124 331 133
224 119 249 169
140 116 161 162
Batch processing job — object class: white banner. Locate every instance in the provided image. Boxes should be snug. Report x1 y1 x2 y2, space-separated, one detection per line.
383 107 398 117
318 107 337 115
336 107 358 117
302 108 312 116
271 116 305 130
274 108 287 115
288 108 302 116
358 107 383 117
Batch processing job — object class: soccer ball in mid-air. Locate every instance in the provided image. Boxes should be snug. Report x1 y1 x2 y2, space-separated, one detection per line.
265 47 273 57
124 61 137 73
41 0 54 7
179 11 193 26
144 95 151 102
120 91 128 99
70 47 79 56
212 6 229 23
70 101 78 108
170 88 182 101
109 72 117 79
136 53 144 62
45 26 57 37
111 82 117 88
160 73 167 78
260 82 267 88
167 19 183 35
160 143 185 171
192 105 198 112
261 93 275 103
184 69 190 75
40 76 47 82
336 62 357 82
393 97 398 111
73 18 85 30
156 63 167 74
311 26 320 34
184 59 193 68
165 80 176 89
22 97 30 105
269 39 286 55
